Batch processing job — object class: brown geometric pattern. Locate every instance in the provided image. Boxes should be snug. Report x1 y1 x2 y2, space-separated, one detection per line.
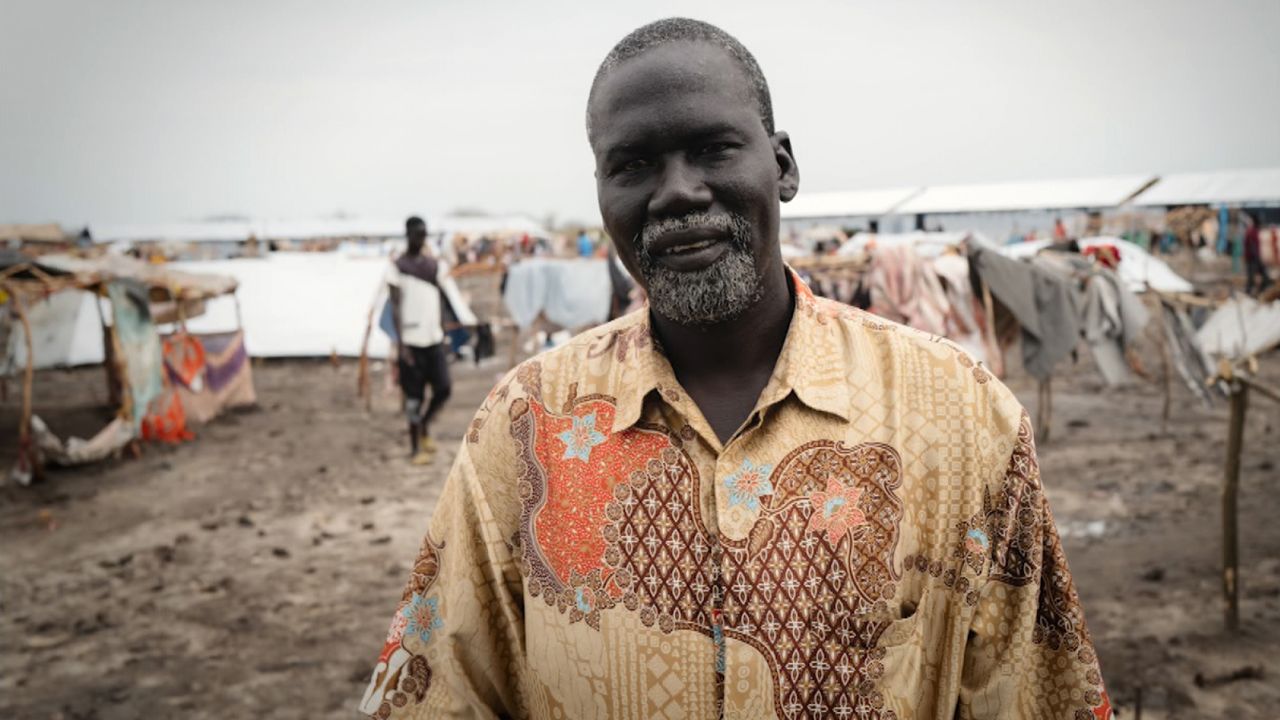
600 439 907 719
987 413 1043 586
363 269 1112 720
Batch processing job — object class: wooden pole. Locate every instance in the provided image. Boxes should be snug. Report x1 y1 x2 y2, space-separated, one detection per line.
12 291 39 478
1037 376 1052 443
1239 375 1280 405
14 293 35 431
508 324 522 371
93 286 119 408
980 279 1001 377
1223 381 1248 632
357 303 375 412
1159 328 1174 433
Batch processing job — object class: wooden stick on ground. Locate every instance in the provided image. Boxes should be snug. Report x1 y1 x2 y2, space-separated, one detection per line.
1238 375 1280 405
1223 380 1248 632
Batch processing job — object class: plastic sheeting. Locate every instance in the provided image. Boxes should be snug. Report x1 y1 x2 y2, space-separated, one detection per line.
1195 297 1280 361
2 290 106 373
170 253 393 358
502 258 613 330
31 415 134 467
1001 238 1193 294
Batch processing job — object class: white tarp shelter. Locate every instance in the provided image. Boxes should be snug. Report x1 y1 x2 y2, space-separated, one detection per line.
781 187 922 220
895 175 1155 214
1132 168 1280 207
2 290 105 371
170 253 394 359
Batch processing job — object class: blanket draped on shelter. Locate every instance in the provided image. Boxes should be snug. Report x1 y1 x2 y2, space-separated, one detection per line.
162 330 256 425
106 281 165 428
967 246 1080 382
502 258 613 330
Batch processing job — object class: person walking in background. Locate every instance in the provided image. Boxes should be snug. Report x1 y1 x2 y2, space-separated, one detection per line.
576 228 594 256
1244 214 1272 295
387 216 452 465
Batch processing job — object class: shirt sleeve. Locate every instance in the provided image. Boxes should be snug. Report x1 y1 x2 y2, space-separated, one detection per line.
357 438 526 719
958 412 1113 720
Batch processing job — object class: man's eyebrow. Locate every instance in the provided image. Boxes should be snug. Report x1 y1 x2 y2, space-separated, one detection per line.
684 123 747 139
601 124 749 162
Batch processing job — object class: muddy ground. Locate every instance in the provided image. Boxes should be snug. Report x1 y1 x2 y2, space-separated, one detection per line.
2 329 1278 719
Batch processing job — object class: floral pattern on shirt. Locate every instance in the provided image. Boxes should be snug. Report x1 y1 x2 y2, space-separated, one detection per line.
557 411 607 462
723 458 774 511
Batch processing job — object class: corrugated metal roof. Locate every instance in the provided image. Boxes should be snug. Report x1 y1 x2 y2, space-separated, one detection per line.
894 175 1155 214
1132 167 1280 206
91 215 550 243
781 187 922 219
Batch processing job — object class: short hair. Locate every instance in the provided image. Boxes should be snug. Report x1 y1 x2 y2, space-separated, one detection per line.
405 216 426 233
587 18 774 140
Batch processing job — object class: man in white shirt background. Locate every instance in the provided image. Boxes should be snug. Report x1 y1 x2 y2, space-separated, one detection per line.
386 216 453 465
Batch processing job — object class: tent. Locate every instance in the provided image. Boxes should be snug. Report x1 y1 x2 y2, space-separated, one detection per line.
1 253 247 484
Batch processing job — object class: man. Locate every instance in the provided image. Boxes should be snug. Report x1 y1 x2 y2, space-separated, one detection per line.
1244 215 1272 295
387 216 452 465
361 19 1111 719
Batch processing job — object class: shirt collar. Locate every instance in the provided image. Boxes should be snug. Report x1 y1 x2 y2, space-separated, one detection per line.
596 266 854 434
762 268 854 422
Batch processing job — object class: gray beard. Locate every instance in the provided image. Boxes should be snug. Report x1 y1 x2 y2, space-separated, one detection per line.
635 212 762 326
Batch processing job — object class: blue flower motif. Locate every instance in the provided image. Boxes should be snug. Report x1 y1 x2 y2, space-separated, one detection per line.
558 411 608 462
574 587 593 614
400 593 443 645
964 528 989 554
723 458 774 511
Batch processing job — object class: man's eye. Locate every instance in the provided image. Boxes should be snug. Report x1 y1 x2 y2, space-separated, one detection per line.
699 143 733 156
620 158 651 172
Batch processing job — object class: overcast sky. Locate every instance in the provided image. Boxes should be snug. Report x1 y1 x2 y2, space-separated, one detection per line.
2 0 1278 228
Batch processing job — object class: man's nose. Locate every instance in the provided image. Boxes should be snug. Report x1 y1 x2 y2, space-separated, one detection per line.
647 156 712 218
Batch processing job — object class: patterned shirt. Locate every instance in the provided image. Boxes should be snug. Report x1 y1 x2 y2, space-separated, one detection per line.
360 273 1112 720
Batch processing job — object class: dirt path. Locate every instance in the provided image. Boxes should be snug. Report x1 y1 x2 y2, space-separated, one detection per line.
2 346 1278 719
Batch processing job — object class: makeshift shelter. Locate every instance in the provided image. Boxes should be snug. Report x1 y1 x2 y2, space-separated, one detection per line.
1 253 250 484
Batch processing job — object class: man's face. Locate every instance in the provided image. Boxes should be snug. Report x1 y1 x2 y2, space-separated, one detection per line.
589 41 799 326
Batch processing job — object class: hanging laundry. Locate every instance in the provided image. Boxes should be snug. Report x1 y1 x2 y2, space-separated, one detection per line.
968 245 1080 382
1159 301 1215 406
1078 269 1149 386
867 244 952 337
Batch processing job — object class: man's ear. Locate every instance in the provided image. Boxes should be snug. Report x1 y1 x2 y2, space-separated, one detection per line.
772 132 800 202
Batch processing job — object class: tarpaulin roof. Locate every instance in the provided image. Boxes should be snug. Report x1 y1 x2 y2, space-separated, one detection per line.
35 254 238 301
895 175 1155 214
1131 167 1280 207
781 187 922 219
0 223 67 243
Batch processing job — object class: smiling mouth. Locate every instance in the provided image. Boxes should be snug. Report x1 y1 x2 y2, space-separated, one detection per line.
659 238 721 255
